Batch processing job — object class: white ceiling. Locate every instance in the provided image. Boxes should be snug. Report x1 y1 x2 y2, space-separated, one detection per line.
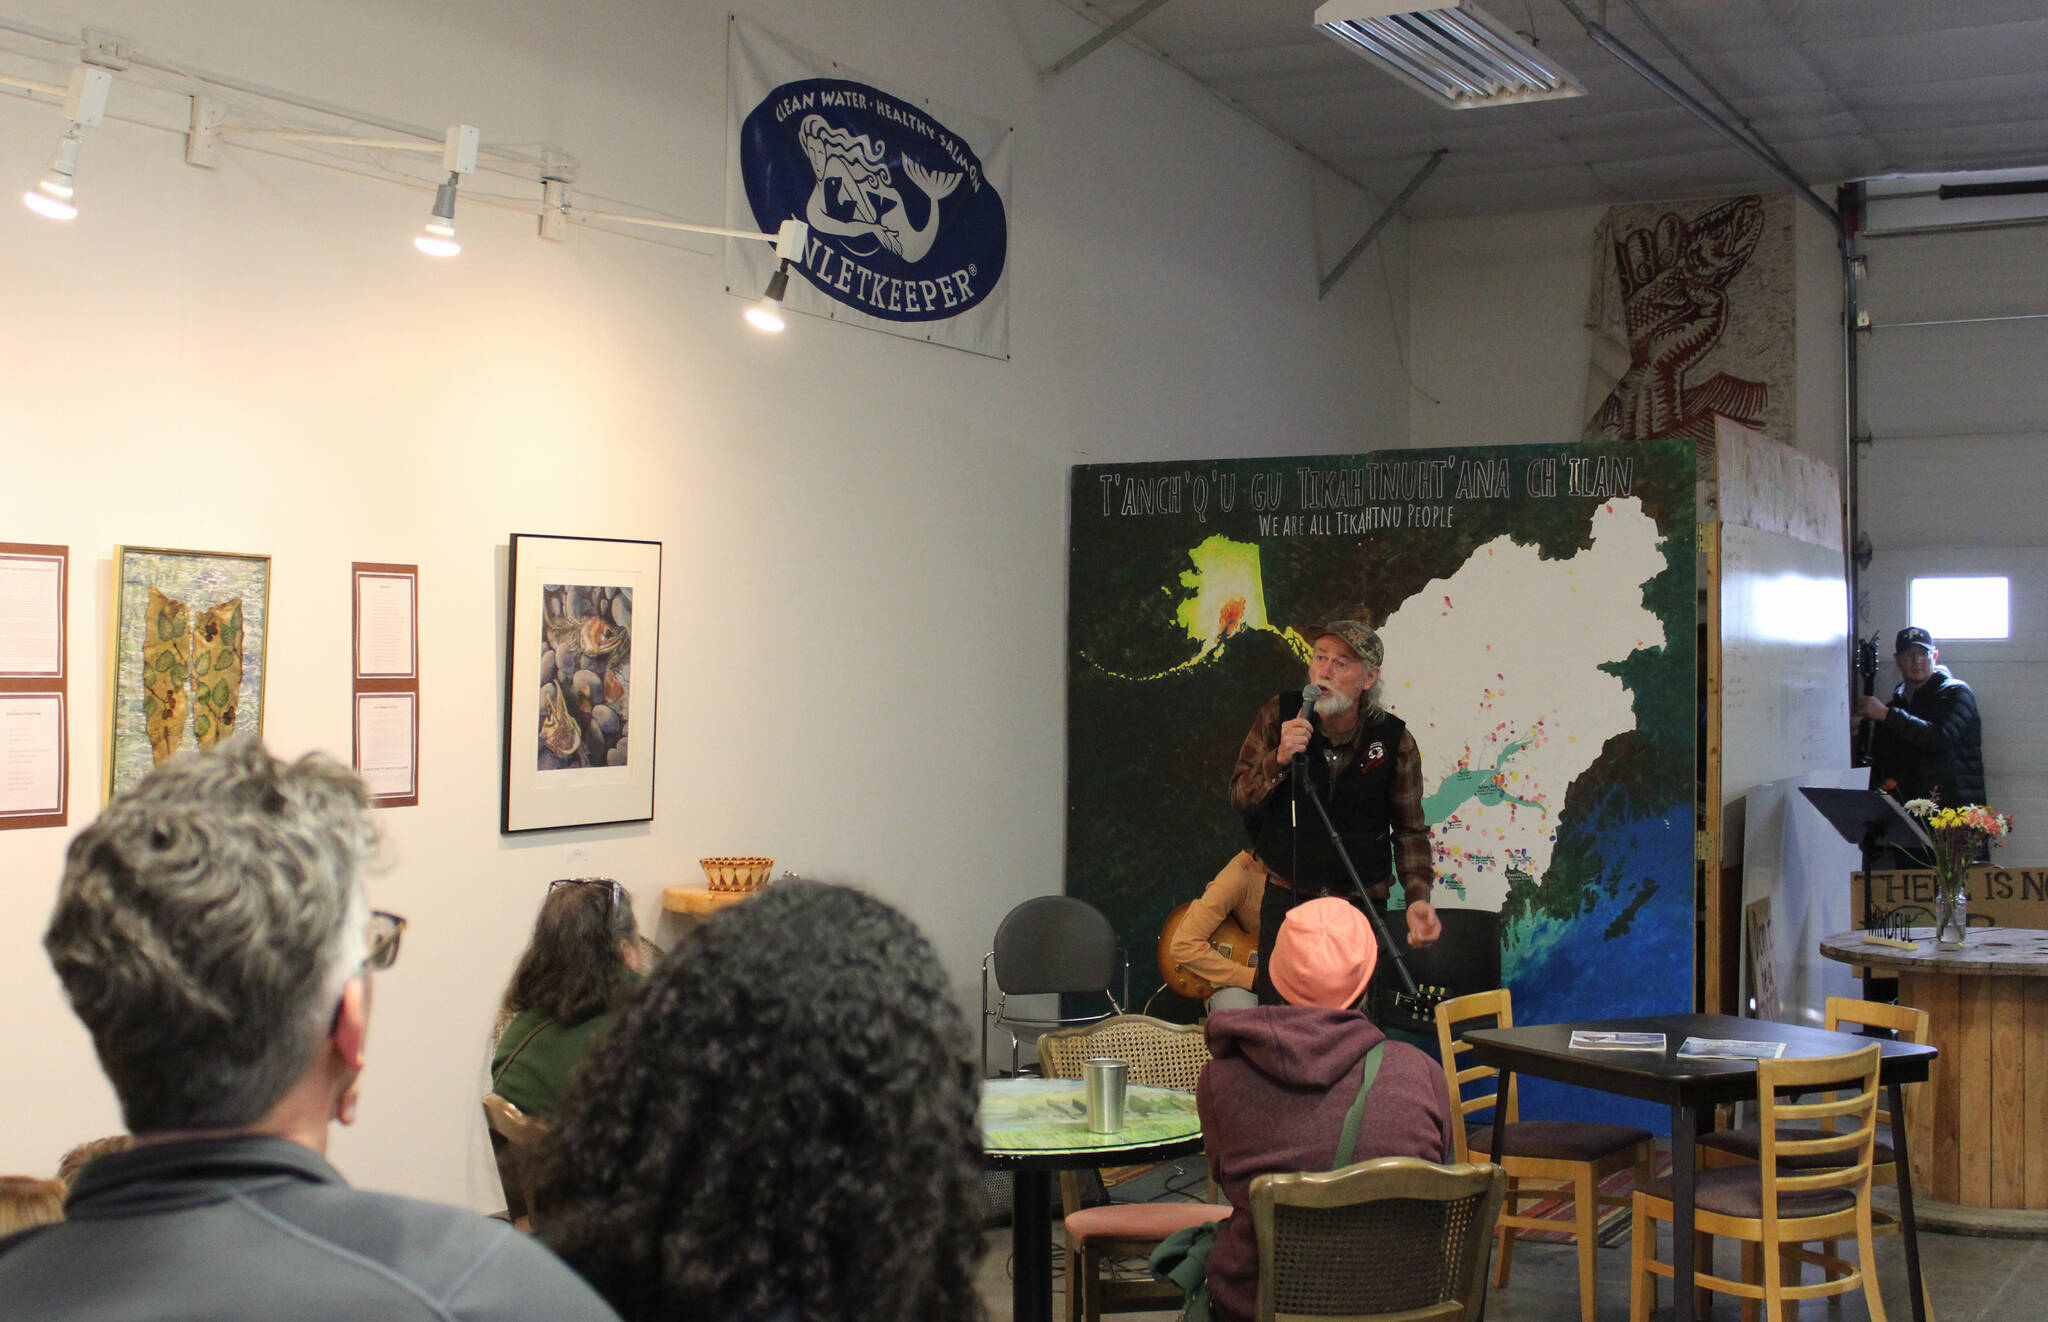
1052 0 2048 217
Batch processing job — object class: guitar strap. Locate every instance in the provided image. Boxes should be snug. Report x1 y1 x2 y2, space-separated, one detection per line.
1332 1043 1386 1168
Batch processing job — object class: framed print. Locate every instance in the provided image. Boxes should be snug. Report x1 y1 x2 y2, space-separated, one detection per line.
501 533 660 833
106 545 271 800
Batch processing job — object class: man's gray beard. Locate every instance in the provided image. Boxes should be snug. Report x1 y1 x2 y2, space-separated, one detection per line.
1314 691 1356 719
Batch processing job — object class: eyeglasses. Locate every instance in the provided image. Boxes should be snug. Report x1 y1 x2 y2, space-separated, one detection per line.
330 909 406 1033
549 876 626 920
365 910 406 971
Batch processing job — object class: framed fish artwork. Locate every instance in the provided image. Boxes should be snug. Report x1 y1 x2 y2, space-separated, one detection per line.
501 533 662 832
106 545 272 800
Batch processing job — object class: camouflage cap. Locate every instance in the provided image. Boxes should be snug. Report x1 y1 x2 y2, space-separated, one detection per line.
1303 620 1383 669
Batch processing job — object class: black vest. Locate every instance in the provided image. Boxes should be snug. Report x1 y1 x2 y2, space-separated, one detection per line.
1250 693 1406 893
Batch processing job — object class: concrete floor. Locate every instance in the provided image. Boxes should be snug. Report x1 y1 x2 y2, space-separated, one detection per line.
973 1159 2048 1322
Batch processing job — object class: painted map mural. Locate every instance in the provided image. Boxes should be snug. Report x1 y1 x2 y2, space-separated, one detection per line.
1067 438 1695 1127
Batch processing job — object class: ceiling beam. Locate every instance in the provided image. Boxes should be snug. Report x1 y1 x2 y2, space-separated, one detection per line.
1556 0 1842 244
1044 0 1178 78
1319 148 1447 300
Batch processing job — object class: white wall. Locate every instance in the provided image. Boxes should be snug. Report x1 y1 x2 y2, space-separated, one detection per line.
1407 206 1606 449
0 0 1405 1199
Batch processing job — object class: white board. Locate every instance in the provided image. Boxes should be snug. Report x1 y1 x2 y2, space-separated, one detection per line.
1718 524 1852 860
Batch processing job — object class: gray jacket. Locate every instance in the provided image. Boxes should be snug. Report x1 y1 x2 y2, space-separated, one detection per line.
0 1136 619 1322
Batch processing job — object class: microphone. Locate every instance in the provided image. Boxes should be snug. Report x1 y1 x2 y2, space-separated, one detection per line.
1289 682 1320 766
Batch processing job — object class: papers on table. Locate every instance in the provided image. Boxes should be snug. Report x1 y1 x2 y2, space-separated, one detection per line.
1677 1037 1787 1059
1569 1030 1666 1051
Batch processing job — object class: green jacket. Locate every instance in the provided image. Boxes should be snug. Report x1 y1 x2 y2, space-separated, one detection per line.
490 1007 619 1118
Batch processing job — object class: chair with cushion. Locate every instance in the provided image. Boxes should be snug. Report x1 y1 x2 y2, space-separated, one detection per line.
1250 1156 1508 1322
1036 1014 1228 1322
981 895 1128 1079
1434 988 1657 1322
1629 1044 1888 1322
482 1092 546 1230
1696 996 1929 1319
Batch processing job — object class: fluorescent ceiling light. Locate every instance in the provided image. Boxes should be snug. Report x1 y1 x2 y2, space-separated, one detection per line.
1315 0 1585 109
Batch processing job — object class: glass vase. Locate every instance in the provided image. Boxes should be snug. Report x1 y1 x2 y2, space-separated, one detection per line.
1934 885 1969 948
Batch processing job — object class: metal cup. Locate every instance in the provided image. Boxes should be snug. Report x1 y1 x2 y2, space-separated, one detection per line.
1083 1057 1128 1133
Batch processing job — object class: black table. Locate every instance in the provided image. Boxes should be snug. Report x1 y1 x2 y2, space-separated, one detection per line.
1462 1013 1936 1322
981 1078 1205 1322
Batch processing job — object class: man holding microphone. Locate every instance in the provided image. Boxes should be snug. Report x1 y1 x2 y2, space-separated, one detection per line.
1228 619 1440 1005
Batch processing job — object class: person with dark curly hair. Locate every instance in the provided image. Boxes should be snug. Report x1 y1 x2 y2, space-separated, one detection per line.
491 878 644 1117
532 879 987 1322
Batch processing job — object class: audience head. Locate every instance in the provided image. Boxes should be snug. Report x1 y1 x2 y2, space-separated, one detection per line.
1270 897 1378 1010
501 878 641 1024
0 1176 66 1235
44 740 380 1134
535 879 985 1322
55 1135 133 1190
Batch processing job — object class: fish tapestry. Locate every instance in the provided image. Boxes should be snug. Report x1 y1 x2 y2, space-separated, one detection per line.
1067 439 1695 1129
1583 192 1796 456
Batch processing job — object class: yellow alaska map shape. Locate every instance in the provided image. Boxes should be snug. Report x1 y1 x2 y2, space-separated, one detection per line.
190 596 244 748
1088 535 1306 680
142 587 191 764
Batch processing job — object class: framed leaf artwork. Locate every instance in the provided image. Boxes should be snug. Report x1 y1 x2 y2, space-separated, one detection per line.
106 546 272 800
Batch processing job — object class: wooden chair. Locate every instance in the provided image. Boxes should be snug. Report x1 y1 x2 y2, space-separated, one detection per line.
1629 1044 1888 1322
1035 1014 1228 1322
1696 996 1930 1319
1434 988 1657 1322
1250 1156 1507 1322
482 1092 546 1230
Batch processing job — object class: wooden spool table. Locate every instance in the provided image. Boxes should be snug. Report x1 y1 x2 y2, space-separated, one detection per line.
1820 927 2048 1234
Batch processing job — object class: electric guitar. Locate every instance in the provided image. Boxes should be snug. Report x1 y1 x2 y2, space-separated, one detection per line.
1156 900 1257 999
1854 631 1880 766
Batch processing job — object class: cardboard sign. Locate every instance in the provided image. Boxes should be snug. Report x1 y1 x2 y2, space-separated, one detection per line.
1851 867 2048 931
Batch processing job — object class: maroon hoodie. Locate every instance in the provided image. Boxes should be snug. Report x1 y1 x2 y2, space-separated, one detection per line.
1198 1006 1455 1322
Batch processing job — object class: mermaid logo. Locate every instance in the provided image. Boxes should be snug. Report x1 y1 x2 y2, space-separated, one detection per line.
739 79 1007 324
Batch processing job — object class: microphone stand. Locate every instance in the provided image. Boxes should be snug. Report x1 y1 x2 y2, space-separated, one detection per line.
1291 749 1421 999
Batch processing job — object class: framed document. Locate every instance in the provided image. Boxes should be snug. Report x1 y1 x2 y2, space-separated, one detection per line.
106 545 271 800
353 565 418 680
0 542 68 829
501 533 660 832
353 562 421 808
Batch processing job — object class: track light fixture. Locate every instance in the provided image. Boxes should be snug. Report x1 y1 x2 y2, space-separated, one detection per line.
414 172 461 257
21 64 112 222
23 127 83 220
744 219 811 333
411 124 478 258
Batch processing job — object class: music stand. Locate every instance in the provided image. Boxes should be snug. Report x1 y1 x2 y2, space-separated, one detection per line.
1800 787 1932 999
1800 787 1930 875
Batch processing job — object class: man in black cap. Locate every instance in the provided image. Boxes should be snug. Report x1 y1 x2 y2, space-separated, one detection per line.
1857 626 1986 810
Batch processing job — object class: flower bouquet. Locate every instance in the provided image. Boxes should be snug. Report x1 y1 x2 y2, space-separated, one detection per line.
1901 799 2013 946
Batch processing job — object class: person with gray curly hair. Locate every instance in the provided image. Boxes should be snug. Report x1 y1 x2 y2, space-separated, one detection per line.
0 740 620 1322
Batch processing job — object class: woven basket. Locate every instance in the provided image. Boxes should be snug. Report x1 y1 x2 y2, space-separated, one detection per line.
700 856 773 892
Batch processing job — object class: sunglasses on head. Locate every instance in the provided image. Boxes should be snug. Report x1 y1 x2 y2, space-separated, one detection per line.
549 876 626 920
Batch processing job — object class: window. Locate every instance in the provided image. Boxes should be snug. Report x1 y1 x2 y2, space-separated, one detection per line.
1910 576 2009 640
